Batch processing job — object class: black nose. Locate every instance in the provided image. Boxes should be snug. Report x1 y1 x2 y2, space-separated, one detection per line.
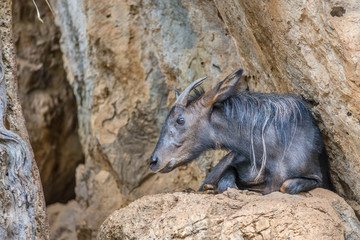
149 155 158 166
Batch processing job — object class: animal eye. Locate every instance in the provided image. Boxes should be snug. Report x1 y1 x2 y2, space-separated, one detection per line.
176 117 185 125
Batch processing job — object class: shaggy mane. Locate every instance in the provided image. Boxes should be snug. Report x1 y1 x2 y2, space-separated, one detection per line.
221 91 311 180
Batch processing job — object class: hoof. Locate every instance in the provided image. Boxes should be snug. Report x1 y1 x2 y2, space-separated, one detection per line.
280 180 298 194
201 184 219 194
280 183 287 193
203 184 216 191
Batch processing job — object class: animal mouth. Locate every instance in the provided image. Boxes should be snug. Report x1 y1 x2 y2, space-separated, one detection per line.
158 159 177 173
149 161 158 171
158 156 192 173
158 165 174 173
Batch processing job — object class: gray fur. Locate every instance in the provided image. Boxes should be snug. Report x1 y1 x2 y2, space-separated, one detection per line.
150 69 331 194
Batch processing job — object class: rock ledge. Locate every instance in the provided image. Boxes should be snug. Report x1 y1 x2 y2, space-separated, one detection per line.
98 188 360 239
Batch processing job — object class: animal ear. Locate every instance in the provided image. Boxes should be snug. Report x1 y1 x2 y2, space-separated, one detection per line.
174 87 181 99
204 68 243 105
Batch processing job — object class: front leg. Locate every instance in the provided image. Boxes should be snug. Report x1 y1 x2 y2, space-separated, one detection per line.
198 152 236 192
217 167 239 192
201 167 239 194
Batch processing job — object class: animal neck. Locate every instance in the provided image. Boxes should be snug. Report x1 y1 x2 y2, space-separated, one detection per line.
209 94 265 158
209 92 307 159
209 106 250 156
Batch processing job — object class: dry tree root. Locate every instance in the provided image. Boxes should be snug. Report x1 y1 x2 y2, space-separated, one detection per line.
0 49 46 239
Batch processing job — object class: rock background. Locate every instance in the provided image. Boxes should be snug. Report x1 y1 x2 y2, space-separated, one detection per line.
214 0 360 216
11 0 360 239
50 0 241 238
13 0 84 204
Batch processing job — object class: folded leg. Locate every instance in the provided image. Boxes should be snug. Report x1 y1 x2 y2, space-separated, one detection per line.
217 167 238 192
280 177 321 194
199 152 236 191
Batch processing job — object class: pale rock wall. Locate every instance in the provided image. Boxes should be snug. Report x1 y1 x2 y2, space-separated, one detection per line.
214 0 360 215
47 200 82 240
51 0 240 237
48 0 360 238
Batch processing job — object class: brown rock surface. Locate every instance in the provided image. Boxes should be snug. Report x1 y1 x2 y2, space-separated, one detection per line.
52 0 240 236
40 0 360 238
214 0 360 215
47 200 83 240
13 0 84 204
98 188 360 239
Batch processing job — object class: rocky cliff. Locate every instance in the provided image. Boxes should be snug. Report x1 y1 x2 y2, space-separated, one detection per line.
13 0 360 238
214 0 360 216
50 0 242 237
13 0 84 204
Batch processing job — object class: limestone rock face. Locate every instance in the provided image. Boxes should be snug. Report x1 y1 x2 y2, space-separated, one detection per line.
13 0 84 204
46 0 360 238
52 0 240 236
47 200 83 240
214 0 360 215
98 188 360 239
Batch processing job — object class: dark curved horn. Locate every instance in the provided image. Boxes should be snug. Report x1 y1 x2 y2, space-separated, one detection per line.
175 76 207 106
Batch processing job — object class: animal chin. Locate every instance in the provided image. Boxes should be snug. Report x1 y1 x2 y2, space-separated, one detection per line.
158 157 191 173
158 158 177 173
159 166 174 173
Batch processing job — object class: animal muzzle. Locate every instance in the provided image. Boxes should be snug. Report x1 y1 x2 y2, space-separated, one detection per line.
149 154 160 172
149 154 178 173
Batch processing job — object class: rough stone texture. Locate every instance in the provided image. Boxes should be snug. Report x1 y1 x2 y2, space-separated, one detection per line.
214 0 360 216
52 0 240 237
0 0 49 238
46 0 360 238
47 200 83 240
13 0 84 204
98 188 360 239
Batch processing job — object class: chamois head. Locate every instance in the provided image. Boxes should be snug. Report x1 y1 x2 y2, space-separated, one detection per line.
150 69 243 173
